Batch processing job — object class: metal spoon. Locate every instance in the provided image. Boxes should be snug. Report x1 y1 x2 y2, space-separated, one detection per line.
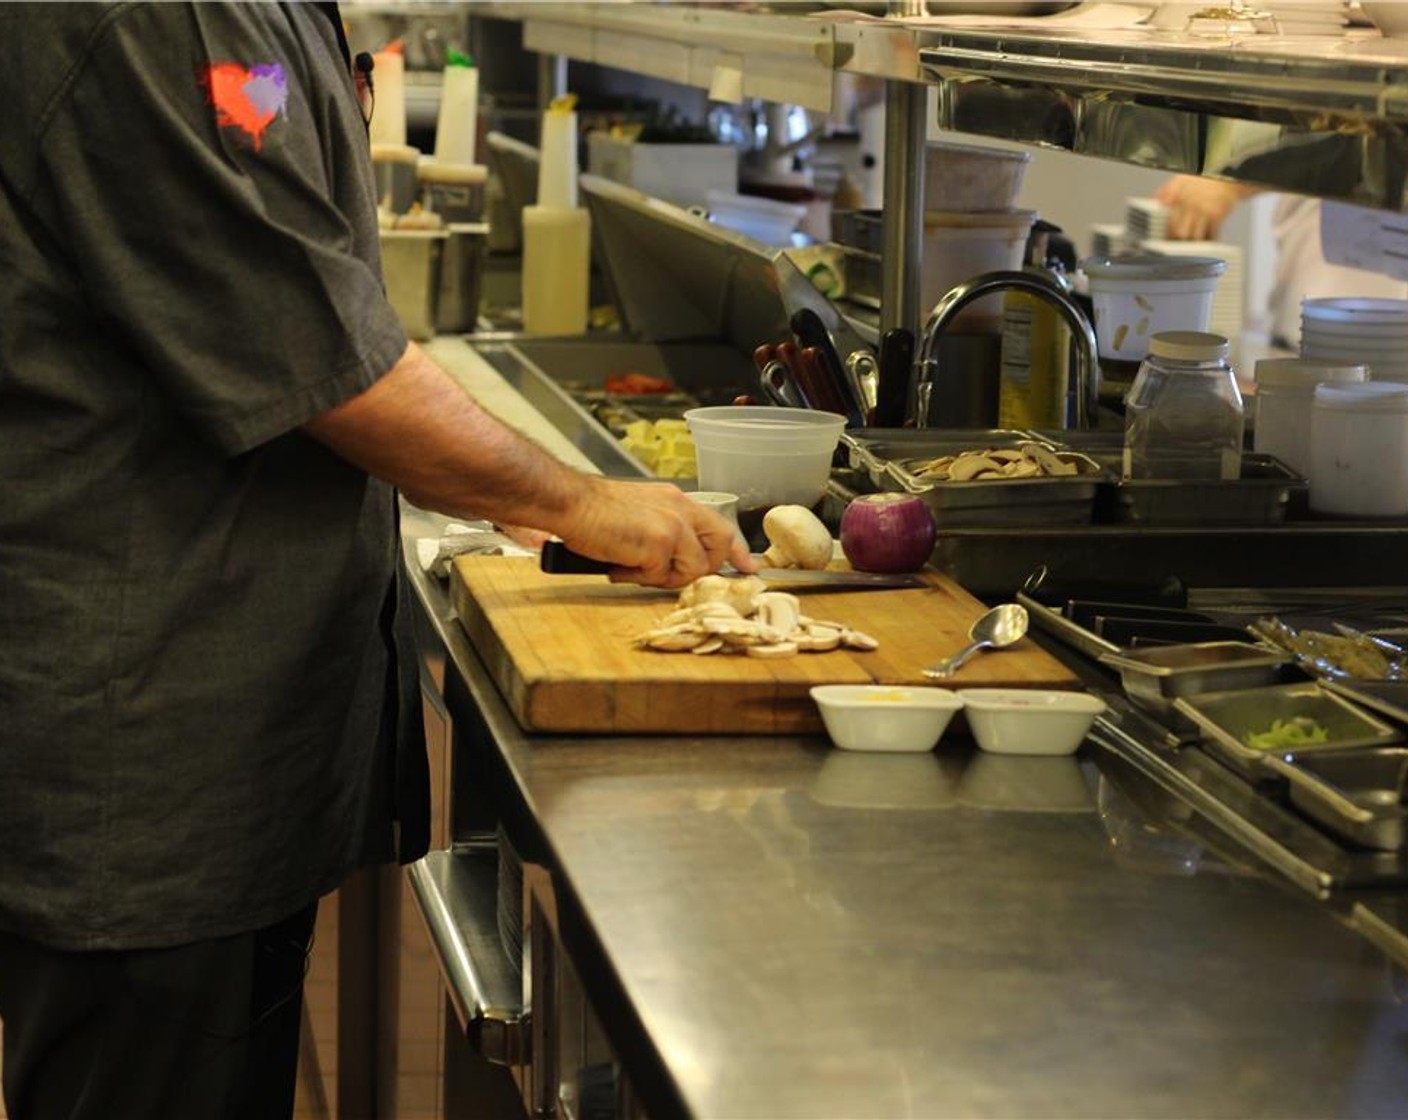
923 603 1030 680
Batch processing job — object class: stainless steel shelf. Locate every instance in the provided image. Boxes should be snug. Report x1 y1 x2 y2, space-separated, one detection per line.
474 1 841 111
914 25 1408 210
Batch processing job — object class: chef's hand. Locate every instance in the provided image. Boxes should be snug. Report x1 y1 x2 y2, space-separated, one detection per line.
560 478 756 589
1154 175 1259 241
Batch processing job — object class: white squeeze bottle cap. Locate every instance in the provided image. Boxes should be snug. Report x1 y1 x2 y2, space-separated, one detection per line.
434 48 479 166
537 94 579 211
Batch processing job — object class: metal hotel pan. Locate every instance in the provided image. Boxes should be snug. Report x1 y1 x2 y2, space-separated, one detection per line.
1174 681 1404 782
1100 641 1292 735
1263 748 1408 851
839 429 1033 490
878 435 1107 527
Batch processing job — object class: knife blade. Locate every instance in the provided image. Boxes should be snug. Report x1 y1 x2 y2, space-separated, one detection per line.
539 540 925 589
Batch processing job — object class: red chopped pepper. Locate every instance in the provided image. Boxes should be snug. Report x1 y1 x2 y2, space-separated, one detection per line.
604 372 673 395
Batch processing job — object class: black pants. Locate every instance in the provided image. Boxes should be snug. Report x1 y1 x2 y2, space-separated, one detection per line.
0 903 318 1120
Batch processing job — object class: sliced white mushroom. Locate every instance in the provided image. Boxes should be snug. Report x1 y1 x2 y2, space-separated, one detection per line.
747 641 799 659
644 627 710 651
948 454 1003 482
722 576 767 617
677 574 733 609
795 624 842 652
691 637 725 655
661 602 744 627
840 628 880 651
753 592 802 637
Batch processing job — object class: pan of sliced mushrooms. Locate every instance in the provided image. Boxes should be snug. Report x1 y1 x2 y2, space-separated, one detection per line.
875 436 1110 526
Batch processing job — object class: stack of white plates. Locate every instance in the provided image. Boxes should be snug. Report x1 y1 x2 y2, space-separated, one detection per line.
1141 238 1245 341
1125 197 1169 242
1301 297 1408 381
1262 1 1347 35
1090 222 1129 259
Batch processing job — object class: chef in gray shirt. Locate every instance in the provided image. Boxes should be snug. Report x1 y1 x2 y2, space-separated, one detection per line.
0 5 750 1118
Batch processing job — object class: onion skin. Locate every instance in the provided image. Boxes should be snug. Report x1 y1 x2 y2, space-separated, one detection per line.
840 493 936 573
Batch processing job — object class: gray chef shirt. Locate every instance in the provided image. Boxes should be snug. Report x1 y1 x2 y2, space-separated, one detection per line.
0 2 427 950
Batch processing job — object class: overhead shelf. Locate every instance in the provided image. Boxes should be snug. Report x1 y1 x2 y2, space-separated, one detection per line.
471 2 1408 209
907 25 1408 209
475 1 841 111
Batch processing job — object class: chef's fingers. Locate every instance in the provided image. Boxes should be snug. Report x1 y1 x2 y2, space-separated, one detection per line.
688 505 756 574
611 515 713 588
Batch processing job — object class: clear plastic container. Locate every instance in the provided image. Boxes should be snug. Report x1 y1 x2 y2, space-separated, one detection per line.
1252 358 1367 477
1123 331 1244 481
684 406 845 511
1309 382 1408 517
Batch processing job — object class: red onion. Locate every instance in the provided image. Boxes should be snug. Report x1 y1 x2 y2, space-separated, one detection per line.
840 493 936 573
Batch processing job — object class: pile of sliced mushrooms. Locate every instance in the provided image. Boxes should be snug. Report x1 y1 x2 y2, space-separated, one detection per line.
634 505 879 659
910 441 1083 482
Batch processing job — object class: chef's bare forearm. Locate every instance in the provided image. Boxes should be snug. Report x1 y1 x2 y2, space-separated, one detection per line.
303 341 589 532
304 342 754 586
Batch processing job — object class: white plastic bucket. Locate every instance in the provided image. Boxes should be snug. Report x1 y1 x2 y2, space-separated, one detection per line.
924 141 1030 212
1082 254 1224 362
1253 358 1367 477
921 209 1034 327
1309 382 1408 517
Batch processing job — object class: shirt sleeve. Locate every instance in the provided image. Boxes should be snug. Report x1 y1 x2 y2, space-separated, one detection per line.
29 3 408 455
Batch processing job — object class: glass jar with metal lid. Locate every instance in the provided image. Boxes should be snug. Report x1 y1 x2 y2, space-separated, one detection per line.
1123 330 1244 481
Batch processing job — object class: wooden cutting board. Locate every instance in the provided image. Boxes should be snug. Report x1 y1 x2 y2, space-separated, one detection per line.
450 555 1080 735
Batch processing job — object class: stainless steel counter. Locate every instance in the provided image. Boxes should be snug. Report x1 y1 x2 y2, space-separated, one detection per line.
401 498 1408 1119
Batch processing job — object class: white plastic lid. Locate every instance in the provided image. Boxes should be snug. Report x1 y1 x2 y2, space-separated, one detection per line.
1254 358 1369 388
1313 381 1408 414
1149 331 1229 361
1080 253 1225 281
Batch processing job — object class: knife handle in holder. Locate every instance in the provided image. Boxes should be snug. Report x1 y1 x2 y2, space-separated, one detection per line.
540 539 614 575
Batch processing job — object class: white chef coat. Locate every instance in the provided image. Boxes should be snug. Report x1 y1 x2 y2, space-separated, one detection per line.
1268 195 1408 348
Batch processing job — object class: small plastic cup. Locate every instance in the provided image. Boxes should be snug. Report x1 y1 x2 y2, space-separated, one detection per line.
686 491 740 526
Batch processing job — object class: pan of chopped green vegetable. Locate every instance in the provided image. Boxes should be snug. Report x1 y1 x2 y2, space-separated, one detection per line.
1173 681 1403 782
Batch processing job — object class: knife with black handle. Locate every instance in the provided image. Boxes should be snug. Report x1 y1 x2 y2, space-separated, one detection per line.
875 327 914 427
539 540 925 588
790 308 866 428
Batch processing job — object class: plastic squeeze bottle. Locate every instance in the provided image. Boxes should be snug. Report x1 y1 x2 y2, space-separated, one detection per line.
521 94 591 336
434 48 479 166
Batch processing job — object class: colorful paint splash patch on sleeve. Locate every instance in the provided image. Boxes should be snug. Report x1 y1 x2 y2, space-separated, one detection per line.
201 62 288 150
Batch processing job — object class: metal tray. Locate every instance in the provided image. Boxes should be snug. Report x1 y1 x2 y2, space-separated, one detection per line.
865 432 1108 527
840 429 1033 490
1039 431 1309 527
1100 642 1292 732
1174 681 1404 782
1263 748 1408 851
1105 455 1308 526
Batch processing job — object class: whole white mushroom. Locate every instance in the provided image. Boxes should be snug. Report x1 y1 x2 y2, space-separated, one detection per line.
760 505 833 570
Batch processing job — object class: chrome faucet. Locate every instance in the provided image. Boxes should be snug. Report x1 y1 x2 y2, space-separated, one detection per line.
911 270 1100 429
